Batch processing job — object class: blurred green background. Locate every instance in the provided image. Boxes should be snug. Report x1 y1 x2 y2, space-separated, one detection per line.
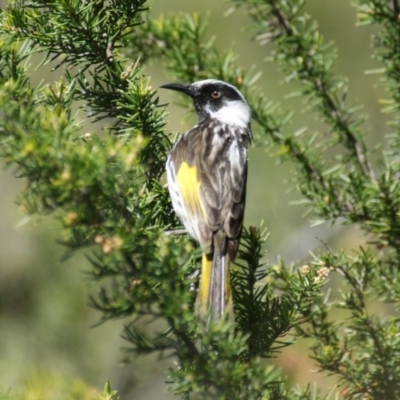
0 0 387 398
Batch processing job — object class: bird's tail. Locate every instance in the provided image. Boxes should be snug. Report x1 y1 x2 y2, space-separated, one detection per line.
196 232 233 323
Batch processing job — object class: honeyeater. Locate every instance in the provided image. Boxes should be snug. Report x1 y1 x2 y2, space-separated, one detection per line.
161 79 252 322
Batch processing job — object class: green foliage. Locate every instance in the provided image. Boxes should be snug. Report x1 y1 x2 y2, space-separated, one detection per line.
0 372 97 400
96 382 120 400
1 0 400 399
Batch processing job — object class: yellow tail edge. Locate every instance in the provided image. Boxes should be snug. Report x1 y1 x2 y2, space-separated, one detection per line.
196 252 233 323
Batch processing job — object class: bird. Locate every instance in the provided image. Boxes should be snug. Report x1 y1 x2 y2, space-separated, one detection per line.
161 79 252 323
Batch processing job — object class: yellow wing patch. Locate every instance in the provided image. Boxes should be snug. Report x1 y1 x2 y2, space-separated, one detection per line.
176 162 206 218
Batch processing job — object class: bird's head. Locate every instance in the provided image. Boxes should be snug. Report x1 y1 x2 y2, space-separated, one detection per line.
160 79 251 129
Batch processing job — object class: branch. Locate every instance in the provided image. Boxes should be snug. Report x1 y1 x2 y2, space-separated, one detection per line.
269 3 376 182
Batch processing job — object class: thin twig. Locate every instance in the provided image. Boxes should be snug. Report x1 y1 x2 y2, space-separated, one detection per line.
164 228 187 236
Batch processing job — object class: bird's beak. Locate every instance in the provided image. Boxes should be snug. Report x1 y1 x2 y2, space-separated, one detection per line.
160 83 198 98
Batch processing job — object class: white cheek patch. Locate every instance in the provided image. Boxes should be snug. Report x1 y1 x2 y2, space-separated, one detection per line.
209 101 251 129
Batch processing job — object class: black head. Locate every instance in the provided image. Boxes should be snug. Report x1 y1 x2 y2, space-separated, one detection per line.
160 79 250 126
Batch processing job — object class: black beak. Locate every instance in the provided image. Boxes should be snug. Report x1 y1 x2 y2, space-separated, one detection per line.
160 83 198 98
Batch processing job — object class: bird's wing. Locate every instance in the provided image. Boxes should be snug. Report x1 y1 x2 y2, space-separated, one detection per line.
198 122 248 260
167 126 211 250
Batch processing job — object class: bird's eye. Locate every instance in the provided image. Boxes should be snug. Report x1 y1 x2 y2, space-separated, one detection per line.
210 90 222 99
